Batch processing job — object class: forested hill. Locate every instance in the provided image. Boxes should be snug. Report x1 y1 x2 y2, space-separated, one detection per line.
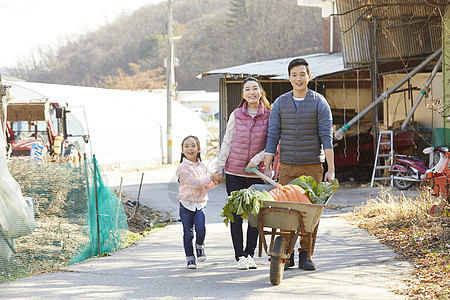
9 0 322 91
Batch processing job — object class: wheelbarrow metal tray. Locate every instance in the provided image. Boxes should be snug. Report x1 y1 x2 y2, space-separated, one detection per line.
248 184 326 232
248 200 324 232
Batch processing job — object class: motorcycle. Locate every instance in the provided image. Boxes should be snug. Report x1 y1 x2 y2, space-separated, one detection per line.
389 146 449 190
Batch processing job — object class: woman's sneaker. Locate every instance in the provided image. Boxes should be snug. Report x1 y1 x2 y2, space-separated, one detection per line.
187 259 197 269
237 256 248 270
196 244 206 262
247 256 257 269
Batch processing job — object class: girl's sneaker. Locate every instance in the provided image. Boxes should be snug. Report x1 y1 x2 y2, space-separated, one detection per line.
187 259 197 269
196 244 206 262
247 256 257 269
237 256 248 270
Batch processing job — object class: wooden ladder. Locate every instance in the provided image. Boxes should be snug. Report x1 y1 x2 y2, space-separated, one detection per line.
371 130 394 187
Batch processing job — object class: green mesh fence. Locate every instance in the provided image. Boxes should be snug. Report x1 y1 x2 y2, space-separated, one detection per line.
0 155 127 283
70 156 128 264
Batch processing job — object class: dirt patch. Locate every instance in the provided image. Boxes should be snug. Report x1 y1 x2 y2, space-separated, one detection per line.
115 192 172 233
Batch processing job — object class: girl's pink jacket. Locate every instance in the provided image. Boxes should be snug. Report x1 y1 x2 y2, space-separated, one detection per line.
177 158 216 203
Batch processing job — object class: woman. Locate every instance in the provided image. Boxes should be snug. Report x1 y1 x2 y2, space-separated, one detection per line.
217 77 271 270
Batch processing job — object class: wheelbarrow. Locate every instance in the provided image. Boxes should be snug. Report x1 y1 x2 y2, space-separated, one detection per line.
245 168 330 285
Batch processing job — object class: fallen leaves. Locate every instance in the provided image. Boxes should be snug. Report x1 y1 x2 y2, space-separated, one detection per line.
346 187 449 299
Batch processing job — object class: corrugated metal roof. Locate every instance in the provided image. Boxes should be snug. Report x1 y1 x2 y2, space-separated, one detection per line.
198 52 353 80
336 0 445 67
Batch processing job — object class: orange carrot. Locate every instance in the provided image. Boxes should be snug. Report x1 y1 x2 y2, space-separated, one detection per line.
268 190 277 200
283 185 296 202
269 187 282 201
286 185 301 202
289 185 312 204
278 188 288 202
281 189 292 202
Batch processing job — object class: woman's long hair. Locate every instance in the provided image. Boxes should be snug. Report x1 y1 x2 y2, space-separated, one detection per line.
237 77 271 110
179 135 202 163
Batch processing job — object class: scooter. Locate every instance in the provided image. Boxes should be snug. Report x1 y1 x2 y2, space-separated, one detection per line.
389 146 449 190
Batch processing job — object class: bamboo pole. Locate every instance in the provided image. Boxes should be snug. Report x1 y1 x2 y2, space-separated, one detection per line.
401 55 443 131
335 47 442 140
93 155 101 256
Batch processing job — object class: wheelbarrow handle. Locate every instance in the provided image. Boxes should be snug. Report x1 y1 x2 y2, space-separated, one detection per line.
255 170 279 187
244 167 279 187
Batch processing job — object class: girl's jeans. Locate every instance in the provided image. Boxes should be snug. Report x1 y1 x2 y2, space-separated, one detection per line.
179 203 205 258
225 174 264 261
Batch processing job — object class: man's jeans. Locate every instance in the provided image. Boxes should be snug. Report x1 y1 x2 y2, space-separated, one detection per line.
179 203 205 258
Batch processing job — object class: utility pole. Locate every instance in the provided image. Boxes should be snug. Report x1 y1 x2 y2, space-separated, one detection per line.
166 0 174 164
369 15 379 153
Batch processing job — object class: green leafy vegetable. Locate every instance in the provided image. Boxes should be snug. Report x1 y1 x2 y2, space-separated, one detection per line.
289 176 339 204
220 189 273 226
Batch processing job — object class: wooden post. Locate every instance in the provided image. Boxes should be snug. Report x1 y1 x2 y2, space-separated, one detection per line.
93 155 101 256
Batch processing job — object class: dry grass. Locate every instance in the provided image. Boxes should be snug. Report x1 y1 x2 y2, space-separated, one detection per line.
117 192 171 233
1 159 89 282
346 187 449 299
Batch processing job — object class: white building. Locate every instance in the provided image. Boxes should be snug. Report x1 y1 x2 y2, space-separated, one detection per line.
177 91 219 118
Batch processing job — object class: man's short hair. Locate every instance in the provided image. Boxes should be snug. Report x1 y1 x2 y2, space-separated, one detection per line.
288 58 310 76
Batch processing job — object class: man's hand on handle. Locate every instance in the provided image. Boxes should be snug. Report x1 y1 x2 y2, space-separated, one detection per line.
324 170 335 183
263 153 275 179
323 148 335 183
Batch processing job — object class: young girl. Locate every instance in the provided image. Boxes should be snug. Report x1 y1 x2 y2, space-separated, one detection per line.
217 77 271 270
177 135 222 269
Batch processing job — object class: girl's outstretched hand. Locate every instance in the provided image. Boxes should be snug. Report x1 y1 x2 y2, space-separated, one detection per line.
211 171 223 184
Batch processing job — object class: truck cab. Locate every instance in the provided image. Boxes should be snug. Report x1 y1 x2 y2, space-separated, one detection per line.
6 99 88 161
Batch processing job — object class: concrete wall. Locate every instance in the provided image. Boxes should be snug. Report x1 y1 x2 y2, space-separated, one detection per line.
326 86 373 122
382 73 443 130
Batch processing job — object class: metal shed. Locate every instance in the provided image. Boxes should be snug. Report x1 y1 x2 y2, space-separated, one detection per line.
199 52 382 180
335 0 447 68
198 52 364 141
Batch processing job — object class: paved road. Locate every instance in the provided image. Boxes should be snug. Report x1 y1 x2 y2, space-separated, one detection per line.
0 163 415 299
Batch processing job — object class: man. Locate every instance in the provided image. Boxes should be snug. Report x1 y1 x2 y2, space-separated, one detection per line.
263 58 335 271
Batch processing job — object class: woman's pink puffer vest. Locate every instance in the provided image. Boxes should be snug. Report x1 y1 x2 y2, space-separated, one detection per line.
225 102 270 176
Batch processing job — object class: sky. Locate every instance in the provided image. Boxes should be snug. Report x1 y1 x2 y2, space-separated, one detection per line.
0 0 163 68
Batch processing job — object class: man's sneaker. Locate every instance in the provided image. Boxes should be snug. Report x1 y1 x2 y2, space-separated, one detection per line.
247 256 257 269
237 256 248 270
196 244 206 262
187 259 197 269
298 250 316 271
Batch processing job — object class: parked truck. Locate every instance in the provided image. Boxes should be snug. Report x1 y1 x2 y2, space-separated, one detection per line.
5 98 88 161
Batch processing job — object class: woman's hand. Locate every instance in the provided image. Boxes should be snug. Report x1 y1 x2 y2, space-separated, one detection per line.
246 161 257 169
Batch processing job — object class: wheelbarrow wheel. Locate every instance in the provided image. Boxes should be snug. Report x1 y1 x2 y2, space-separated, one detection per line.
270 236 286 285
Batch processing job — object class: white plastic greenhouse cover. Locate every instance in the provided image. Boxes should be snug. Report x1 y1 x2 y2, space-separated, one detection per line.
6 81 209 169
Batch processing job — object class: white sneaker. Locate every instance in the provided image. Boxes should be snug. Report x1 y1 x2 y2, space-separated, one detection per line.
187 259 197 269
237 256 249 270
196 244 206 262
247 256 257 269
